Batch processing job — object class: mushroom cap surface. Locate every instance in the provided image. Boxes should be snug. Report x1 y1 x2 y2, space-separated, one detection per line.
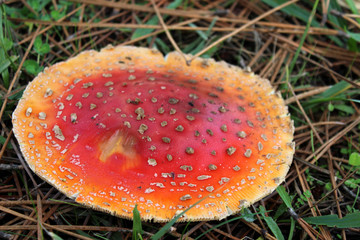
12 45 294 222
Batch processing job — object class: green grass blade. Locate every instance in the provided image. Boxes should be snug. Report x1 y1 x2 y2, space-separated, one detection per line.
150 204 198 239
0 55 18 73
41 222 64 240
155 38 171 54
0 135 12 149
151 191 215 240
131 15 159 41
310 130 315 152
189 23 208 40
188 17 217 41
0 5 10 88
57 212 98 240
262 0 321 26
259 206 285 240
347 31 360 42
306 97 348 105
304 212 360 228
350 99 360 104
189 40 206 55
305 80 352 108
0 5 3 37
262 0 342 46
48 198 82 207
263 216 285 240
132 204 143 240
351 187 360 210
333 104 355 115
276 186 292 208
181 221 192 239
47 232 64 240
131 0 182 40
345 0 360 23
315 81 351 99
183 37 203 53
287 0 320 77
164 0 183 10
273 203 288 220
327 0 347 29
194 213 257 240
205 17 217 36
288 218 295 240
276 186 296 240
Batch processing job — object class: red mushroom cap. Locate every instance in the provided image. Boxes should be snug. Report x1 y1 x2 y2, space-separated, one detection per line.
12 45 294 222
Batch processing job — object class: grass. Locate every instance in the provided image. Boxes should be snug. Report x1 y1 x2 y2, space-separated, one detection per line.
0 0 360 239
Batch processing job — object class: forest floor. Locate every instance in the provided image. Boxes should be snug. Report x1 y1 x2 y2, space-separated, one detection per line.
0 0 360 239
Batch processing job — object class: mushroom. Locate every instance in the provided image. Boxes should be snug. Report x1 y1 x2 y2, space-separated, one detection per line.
12 45 294 222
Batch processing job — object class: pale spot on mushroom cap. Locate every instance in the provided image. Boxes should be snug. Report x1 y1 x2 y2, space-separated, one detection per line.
233 165 240 171
90 104 97 110
124 121 131 128
166 154 173 161
162 137 171 144
244 149 252 158
128 75 136 80
175 125 184 132
70 113 77 123
75 102 82 109
104 81 114 86
197 175 211 180
82 82 93 88
103 73 112 78
220 124 228 132
66 94 74 101
226 146 236 156
206 186 214 192
218 106 227 113
145 188 155 193
138 124 148 134
158 107 165 114
52 125 65 141
25 107 32 117
169 108 176 115
44 88 53 98
237 131 246 138
246 120 254 127
185 147 194 154
180 165 193 171
208 164 217 170
135 107 145 120
261 134 268 141
180 194 192 201
38 112 47 120
147 158 157 166
168 98 179 104
186 115 195 121
206 129 214 136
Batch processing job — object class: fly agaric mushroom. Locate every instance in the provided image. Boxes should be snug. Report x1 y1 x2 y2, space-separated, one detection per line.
12 45 294 222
